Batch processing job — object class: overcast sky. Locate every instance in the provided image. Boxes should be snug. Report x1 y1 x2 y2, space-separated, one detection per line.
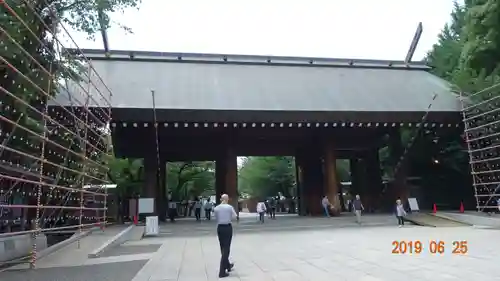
64 0 455 61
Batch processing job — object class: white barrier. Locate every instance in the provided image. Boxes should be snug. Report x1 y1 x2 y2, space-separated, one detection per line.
0 234 47 263
144 216 159 237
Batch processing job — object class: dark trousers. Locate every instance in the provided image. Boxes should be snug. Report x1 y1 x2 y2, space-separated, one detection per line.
397 216 404 225
259 212 265 223
217 224 233 274
195 208 201 221
270 208 276 219
205 209 212 220
168 208 176 222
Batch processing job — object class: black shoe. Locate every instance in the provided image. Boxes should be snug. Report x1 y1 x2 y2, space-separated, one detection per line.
227 263 234 272
219 272 229 278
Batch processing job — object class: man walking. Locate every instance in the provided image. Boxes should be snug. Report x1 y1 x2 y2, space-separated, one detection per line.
269 197 277 219
204 198 214 220
214 194 236 278
167 193 177 222
321 195 331 217
256 199 267 223
353 194 364 224
194 197 202 221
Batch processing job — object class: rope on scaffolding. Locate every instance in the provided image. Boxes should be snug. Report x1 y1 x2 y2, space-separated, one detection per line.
0 0 114 269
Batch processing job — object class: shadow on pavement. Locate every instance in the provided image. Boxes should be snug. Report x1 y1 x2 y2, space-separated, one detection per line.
0 260 147 281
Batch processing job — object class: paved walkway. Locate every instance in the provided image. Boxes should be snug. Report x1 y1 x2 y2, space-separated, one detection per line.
0 225 147 281
1 215 500 281
133 215 500 281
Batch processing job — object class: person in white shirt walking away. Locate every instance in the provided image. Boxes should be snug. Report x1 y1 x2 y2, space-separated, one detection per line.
194 197 202 221
214 194 237 278
256 199 267 223
395 199 407 227
204 198 214 220
167 193 177 223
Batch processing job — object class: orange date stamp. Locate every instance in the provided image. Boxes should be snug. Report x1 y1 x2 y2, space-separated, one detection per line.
391 240 468 255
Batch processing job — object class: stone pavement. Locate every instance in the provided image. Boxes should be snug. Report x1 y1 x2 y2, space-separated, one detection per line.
133 214 500 281
2 215 500 281
0 224 149 281
157 213 398 237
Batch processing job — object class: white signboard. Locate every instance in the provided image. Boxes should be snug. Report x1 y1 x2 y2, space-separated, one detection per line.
145 216 159 236
408 197 420 212
138 198 155 214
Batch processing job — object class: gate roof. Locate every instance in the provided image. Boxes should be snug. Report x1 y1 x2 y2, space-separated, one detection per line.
54 49 462 121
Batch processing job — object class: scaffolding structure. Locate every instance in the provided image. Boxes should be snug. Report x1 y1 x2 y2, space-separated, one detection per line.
461 83 500 212
0 1 113 268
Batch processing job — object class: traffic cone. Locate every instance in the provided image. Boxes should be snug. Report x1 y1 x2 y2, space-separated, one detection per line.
432 203 437 214
133 215 138 225
459 202 464 213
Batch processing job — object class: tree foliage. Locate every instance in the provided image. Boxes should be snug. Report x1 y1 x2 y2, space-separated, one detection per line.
336 159 350 183
426 2 466 82
238 157 296 199
460 0 500 76
106 158 215 200
51 0 141 38
167 162 215 200
427 0 500 94
238 157 352 199
106 157 143 196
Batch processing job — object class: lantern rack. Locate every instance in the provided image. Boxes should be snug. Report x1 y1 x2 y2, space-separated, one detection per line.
0 0 114 268
461 82 500 212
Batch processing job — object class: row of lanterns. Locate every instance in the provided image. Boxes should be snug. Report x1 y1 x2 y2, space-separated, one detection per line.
111 121 461 129
1 103 110 162
0 217 105 225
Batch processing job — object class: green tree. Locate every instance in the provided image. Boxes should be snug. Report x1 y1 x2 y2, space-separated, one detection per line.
166 162 215 200
460 0 500 76
106 159 216 200
105 157 143 222
54 0 141 38
105 158 215 220
336 159 351 183
238 157 296 198
427 0 500 95
426 2 466 82
107 158 143 195
457 0 500 95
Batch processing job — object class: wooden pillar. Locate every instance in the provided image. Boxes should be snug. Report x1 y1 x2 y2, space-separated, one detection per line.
354 154 368 204
143 155 158 215
226 149 238 213
323 142 340 215
366 149 383 212
295 155 306 216
389 129 409 202
216 148 238 211
350 158 361 197
158 160 166 221
301 151 324 216
215 159 226 205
